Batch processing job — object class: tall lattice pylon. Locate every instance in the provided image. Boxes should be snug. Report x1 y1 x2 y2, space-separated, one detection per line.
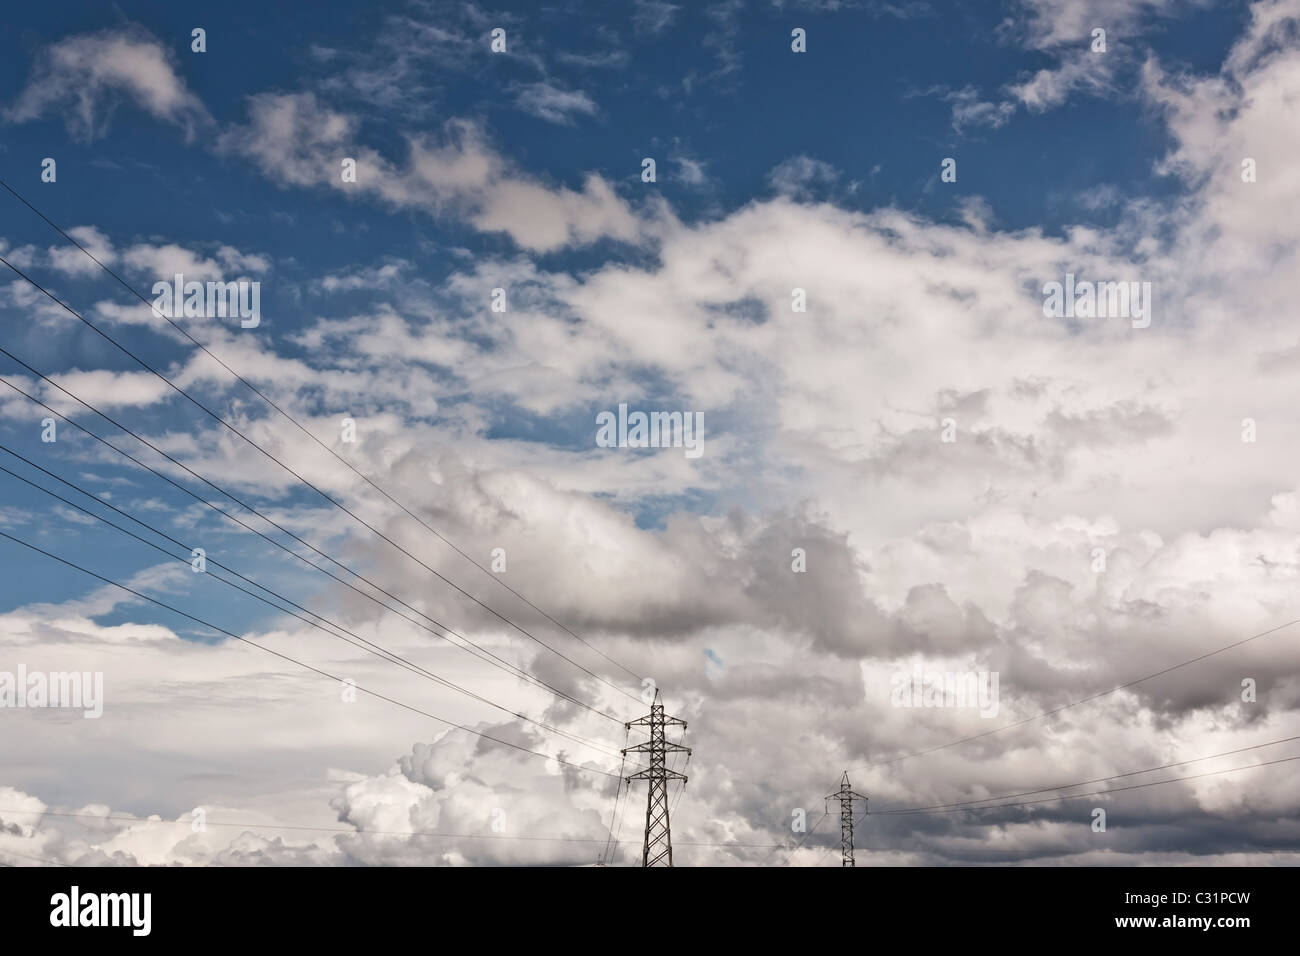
623 692 690 867
825 771 867 867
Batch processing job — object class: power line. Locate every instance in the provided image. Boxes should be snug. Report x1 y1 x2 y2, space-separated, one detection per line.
0 175 644 685
872 755 1300 816
0 362 616 721
0 363 620 724
0 526 626 780
42 752 1281 851
744 745 1300 861
608 764 634 863
762 810 829 863
872 735 1300 815
669 758 690 815
850 616 1300 771
0 251 640 705
0 448 625 760
0 847 69 867
601 729 630 864
0 809 614 845
662 735 690 818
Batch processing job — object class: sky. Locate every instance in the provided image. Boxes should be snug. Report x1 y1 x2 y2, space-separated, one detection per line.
0 0 1299 866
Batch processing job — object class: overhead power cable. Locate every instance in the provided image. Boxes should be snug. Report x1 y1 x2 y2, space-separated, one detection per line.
850 616 1300 771
0 848 70 867
872 755 1300 816
0 250 639 705
0 526 625 780
764 810 829 863
0 359 620 723
0 449 623 759
0 807 792 850
601 728 630 864
872 735 1300 815
0 175 644 684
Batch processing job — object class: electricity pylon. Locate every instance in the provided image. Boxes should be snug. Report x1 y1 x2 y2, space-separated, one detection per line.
623 691 690 867
825 771 867 867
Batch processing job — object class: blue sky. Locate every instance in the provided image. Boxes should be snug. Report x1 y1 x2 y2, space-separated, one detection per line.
2 0 1300 866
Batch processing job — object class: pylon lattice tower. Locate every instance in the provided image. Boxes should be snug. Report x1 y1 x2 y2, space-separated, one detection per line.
825 771 867 867
623 692 690 867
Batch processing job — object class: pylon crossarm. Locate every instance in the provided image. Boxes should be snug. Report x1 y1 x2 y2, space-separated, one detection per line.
627 769 688 782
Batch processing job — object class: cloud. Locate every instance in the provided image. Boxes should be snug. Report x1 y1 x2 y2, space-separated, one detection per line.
513 82 599 125
34 368 175 411
314 261 412 294
46 227 116 277
633 1 681 35
220 94 644 251
1010 0 1187 50
117 242 269 282
1007 48 1116 111
673 156 710 186
4 25 635 253
945 85 1019 131
766 156 840 198
316 14 476 115
938 0 1190 130
1074 183 1123 210
5 28 210 140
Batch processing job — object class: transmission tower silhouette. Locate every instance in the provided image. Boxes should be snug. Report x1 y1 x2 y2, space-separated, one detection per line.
623 691 690 867
826 771 867 867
